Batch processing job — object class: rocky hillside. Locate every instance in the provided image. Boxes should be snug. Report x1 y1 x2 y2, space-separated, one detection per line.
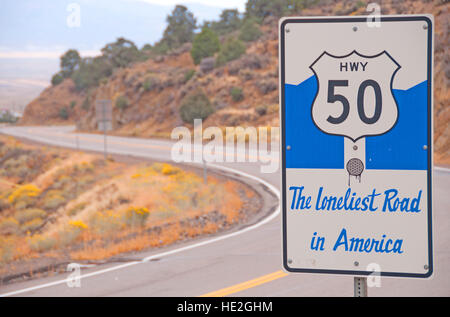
20 0 449 164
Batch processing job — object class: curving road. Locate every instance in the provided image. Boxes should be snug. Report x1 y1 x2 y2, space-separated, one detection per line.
0 125 449 297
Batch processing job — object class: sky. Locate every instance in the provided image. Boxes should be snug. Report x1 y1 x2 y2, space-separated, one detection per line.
0 0 247 59
139 0 246 11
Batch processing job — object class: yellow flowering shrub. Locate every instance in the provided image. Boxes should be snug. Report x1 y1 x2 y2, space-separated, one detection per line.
69 220 88 230
7 184 40 204
161 163 180 176
125 206 150 227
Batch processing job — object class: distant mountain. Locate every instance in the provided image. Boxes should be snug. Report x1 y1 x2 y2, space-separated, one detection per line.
0 58 59 111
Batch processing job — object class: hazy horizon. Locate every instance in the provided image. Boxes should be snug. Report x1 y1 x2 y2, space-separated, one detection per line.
0 0 247 111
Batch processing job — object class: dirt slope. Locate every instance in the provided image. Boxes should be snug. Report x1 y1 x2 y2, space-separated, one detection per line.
20 0 449 164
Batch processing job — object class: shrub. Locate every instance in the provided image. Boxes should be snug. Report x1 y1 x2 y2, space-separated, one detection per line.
0 217 19 235
238 19 262 42
161 5 196 50
101 37 142 69
82 96 90 111
0 237 14 262
51 72 64 86
42 192 66 210
245 0 291 20
142 78 152 92
161 163 181 176
239 69 253 81
60 49 81 78
115 95 129 110
67 202 87 216
257 78 278 94
355 0 366 9
216 38 246 66
69 220 88 230
15 208 47 225
199 57 216 73
70 100 77 109
72 56 113 91
21 218 44 233
8 184 40 205
125 206 150 227
190 27 221 65
89 210 122 235
255 105 268 116
59 227 83 246
0 111 19 123
52 175 72 190
228 54 268 75
0 199 9 212
209 9 242 35
3 155 29 180
179 90 215 124
28 234 57 252
150 162 165 173
151 41 169 56
142 75 159 92
59 107 69 120
230 87 244 102
184 69 196 83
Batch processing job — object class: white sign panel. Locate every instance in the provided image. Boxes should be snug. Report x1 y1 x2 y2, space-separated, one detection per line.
280 16 433 277
95 99 113 132
95 99 113 122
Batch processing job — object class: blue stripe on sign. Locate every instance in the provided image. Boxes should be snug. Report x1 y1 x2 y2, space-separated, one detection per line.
285 76 344 169
366 80 428 170
285 77 428 170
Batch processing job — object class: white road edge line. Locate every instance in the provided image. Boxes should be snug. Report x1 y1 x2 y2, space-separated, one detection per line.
0 162 280 297
434 166 450 173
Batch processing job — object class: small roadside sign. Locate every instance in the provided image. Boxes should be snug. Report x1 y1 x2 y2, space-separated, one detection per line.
95 99 113 131
280 16 433 278
95 99 113 159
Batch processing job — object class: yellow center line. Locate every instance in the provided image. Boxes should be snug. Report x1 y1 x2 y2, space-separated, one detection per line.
199 270 288 297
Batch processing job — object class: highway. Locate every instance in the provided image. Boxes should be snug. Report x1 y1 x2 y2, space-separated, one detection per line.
0 125 449 297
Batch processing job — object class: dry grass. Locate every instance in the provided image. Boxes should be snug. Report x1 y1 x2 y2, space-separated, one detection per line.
0 136 250 269
70 220 220 261
34 153 94 189
66 163 244 261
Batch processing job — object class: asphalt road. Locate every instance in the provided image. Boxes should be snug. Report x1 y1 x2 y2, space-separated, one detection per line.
0 125 449 297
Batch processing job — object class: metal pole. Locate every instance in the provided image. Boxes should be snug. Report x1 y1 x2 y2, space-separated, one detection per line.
102 104 107 160
103 124 107 160
203 159 207 184
76 134 80 151
354 277 368 297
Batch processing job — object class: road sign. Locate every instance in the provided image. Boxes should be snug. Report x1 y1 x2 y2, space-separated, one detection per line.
95 99 113 159
280 16 433 278
95 99 113 130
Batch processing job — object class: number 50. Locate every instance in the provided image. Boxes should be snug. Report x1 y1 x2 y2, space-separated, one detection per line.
327 79 382 125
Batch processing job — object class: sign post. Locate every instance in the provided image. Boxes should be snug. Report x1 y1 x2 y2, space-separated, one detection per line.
280 16 434 287
95 99 112 160
354 277 368 297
